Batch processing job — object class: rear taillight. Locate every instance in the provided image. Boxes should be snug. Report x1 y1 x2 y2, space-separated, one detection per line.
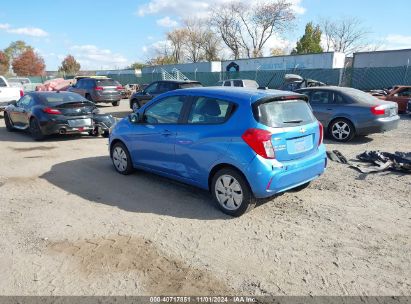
116 86 123 91
95 86 104 91
20 90 24 98
43 107 62 115
371 106 385 115
241 128 275 159
318 122 323 146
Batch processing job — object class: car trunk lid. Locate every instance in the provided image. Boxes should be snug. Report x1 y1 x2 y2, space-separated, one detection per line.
253 96 321 162
53 101 95 116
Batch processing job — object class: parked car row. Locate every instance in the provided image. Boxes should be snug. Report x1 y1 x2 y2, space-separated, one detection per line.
1 76 403 217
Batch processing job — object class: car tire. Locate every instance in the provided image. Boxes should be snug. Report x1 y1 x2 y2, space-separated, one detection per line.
85 94 94 103
29 117 45 141
112 101 120 107
131 100 140 112
329 118 355 142
211 168 256 217
111 142 134 175
102 131 109 138
4 112 15 132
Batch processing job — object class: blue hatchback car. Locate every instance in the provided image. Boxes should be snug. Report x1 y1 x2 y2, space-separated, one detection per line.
109 87 326 216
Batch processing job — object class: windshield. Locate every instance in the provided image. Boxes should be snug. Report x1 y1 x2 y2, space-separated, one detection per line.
38 92 90 104
96 79 121 87
179 82 202 89
255 99 316 128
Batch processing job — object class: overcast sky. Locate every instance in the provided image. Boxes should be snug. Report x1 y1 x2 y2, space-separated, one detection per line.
1 0 410 70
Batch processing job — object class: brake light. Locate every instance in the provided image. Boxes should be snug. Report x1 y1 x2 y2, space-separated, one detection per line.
116 86 123 91
318 122 323 146
242 128 275 159
371 106 385 115
43 107 62 115
95 86 104 91
20 90 24 97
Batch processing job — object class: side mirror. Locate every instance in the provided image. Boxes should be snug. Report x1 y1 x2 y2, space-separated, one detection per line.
129 113 140 124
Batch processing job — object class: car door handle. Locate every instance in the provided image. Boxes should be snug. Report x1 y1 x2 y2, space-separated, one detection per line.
161 130 173 136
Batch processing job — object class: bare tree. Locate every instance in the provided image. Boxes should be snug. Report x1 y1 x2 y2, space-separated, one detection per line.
167 28 187 64
209 4 244 59
210 0 295 59
321 17 370 55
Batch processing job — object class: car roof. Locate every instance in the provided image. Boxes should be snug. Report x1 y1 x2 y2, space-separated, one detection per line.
163 87 304 104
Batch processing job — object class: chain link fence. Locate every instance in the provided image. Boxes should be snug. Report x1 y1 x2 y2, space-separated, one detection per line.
30 66 411 90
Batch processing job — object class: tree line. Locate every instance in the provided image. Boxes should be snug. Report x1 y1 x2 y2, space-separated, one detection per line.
0 40 81 76
144 0 371 66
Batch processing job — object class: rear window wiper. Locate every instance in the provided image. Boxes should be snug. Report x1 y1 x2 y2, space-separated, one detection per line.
283 120 303 124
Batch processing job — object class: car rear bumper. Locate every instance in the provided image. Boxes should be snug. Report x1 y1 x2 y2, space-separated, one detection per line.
356 115 400 135
93 93 121 103
244 145 327 198
39 119 94 135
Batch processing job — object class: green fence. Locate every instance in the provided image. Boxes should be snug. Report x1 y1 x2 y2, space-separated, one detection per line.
34 65 411 90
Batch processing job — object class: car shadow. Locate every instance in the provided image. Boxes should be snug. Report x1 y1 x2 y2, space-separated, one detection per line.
40 156 231 220
324 135 373 146
0 127 102 143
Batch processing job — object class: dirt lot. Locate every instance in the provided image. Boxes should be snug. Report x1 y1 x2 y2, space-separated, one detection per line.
0 100 410 296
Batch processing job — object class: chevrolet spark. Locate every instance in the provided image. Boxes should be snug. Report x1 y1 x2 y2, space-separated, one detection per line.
109 87 326 216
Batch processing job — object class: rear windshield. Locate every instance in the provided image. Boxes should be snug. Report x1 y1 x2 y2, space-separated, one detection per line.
95 79 120 87
179 82 202 89
255 100 315 128
38 92 90 104
344 88 379 104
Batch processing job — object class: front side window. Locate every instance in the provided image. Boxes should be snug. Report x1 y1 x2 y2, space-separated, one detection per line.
0 78 7 87
144 96 185 124
145 82 159 94
17 95 33 107
188 97 232 124
224 81 231 87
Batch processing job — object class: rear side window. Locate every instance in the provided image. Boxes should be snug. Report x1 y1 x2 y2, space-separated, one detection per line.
233 80 243 87
255 100 315 128
188 97 233 124
224 81 231 87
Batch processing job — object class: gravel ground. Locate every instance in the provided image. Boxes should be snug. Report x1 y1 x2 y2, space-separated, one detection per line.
0 100 410 296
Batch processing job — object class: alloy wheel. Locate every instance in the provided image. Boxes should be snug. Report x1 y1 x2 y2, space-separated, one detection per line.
331 121 351 141
214 175 243 211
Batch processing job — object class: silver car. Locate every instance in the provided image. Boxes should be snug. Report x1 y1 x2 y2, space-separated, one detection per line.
296 86 399 142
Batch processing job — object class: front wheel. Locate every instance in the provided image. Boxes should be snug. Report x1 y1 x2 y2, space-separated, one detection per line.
111 142 134 175
329 119 355 142
211 168 256 217
112 101 120 106
29 117 45 141
131 100 140 112
4 112 15 132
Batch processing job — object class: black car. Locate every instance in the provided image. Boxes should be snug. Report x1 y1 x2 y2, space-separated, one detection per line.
3 91 115 140
129 80 202 111
68 77 122 106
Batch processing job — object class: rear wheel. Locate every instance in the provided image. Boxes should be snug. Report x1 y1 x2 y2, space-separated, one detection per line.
329 119 355 142
211 168 256 217
29 117 45 141
111 142 134 175
4 112 15 132
112 100 120 107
